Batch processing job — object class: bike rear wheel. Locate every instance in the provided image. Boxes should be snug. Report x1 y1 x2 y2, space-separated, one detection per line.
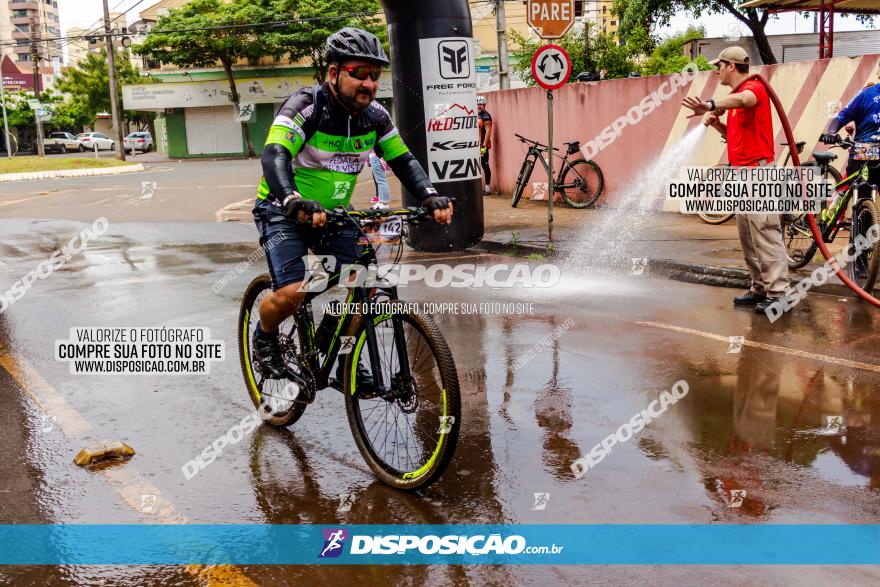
560 159 604 208
512 157 535 208
344 303 460 490
238 275 307 427
698 212 734 224
782 214 819 270
846 199 880 292
782 162 844 270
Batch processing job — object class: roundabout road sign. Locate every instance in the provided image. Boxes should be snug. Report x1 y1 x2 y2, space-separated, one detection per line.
531 44 572 91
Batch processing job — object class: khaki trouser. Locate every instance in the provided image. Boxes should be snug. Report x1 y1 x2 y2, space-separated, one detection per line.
736 212 789 297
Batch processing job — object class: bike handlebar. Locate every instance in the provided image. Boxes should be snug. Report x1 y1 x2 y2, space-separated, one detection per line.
514 133 559 152
324 198 457 226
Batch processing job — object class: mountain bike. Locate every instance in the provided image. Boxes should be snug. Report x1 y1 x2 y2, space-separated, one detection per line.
511 133 604 209
781 138 880 291
238 206 461 490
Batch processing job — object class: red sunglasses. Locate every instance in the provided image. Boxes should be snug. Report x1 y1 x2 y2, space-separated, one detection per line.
338 64 381 81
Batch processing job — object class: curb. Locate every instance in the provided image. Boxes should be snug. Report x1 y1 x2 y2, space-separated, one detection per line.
475 239 860 299
0 164 146 182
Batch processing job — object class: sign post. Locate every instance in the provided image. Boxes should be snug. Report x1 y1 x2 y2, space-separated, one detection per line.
531 43 571 243
528 1 574 242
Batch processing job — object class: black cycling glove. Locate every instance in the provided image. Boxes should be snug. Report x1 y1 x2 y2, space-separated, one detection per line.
284 196 325 222
820 132 841 145
422 195 451 212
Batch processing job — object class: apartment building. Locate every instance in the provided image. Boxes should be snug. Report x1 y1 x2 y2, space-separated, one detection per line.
0 0 62 90
63 12 138 71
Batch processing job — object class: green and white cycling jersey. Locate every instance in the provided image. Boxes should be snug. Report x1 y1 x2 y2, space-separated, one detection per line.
258 83 434 209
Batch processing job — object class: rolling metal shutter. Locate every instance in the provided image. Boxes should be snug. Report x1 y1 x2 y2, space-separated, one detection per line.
184 106 242 154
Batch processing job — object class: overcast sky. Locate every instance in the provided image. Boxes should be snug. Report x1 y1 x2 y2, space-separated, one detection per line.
57 0 875 39
58 0 162 32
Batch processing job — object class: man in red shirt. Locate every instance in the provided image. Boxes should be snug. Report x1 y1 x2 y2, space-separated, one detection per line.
682 47 788 314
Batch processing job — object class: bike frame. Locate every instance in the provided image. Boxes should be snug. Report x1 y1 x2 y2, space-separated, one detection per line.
287 211 419 398
522 144 578 191
815 162 873 244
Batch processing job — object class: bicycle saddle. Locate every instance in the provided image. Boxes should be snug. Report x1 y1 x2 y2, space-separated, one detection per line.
812 151 838 165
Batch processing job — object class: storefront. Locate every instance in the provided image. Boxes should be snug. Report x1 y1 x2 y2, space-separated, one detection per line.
123 65 393 158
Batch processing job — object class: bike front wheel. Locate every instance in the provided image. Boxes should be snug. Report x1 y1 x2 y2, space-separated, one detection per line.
512 157 535 208
846 199 880 292
560 159 604 208
238 274 307 427
344 303 461 490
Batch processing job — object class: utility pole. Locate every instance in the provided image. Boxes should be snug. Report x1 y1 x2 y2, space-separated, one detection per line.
30 17 44 157
103 0 126 161
1 82 12 159
496 0 510 90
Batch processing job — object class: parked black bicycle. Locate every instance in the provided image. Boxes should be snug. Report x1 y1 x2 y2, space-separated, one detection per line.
511 133 604 209
238 205 461 490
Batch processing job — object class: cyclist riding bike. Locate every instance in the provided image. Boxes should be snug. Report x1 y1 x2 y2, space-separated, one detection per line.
251 27 453 388
820 69 880 187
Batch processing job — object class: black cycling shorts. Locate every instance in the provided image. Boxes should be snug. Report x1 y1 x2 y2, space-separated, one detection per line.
252 198 364 290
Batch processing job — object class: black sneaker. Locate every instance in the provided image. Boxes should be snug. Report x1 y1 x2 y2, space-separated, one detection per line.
733 291 767 307
755 297 783 314
331 359 376 395
252 329 287 379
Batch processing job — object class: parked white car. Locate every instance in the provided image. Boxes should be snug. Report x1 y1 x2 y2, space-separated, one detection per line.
124 131 153 153
76 132 115 151
44 132 84 153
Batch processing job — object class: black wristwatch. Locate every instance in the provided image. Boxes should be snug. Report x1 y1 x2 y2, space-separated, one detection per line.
707 98 716 112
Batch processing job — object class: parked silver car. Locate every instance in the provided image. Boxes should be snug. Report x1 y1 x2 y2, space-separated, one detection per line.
124 132 153 153
44 132 84 153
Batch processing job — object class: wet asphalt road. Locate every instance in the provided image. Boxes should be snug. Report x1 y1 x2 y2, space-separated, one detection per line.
1 164 880 585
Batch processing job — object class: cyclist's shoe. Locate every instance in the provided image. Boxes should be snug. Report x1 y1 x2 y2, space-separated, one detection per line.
755 297 783 314
483 186 491 195
371 200 390 210
252 328 287 379
330 359 376 395
733 291 767 307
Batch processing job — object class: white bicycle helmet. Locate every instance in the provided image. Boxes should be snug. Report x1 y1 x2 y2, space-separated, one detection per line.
476 95 487 105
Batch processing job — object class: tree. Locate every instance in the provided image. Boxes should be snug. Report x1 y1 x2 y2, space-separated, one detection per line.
614 0 874 65
641 26 713 75
272 0 387 84
508 25 639 86
54 49 148 131
133 0 281 156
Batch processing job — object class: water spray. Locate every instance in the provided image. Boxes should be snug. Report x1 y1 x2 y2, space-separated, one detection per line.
749 73 880 308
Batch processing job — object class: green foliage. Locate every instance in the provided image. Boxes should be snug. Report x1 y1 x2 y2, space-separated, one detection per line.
508 25 638 86
54 49 148 130
272 0 387 83
133 0 279 70
640 26 713 75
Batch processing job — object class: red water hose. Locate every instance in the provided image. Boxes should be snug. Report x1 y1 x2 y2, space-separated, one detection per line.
750 73 880 307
